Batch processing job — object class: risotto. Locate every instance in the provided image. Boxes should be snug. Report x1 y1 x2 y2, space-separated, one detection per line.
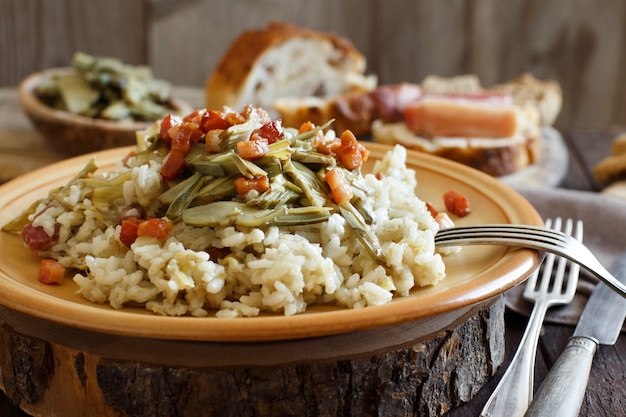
4 106 447 317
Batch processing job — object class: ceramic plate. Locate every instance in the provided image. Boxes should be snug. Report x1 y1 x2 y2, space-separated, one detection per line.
0 143 541 342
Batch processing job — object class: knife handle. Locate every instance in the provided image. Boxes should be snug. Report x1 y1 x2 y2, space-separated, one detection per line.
524 336 597 417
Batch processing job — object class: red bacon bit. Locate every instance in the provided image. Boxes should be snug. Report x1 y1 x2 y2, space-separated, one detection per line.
169 122 204 153
443 190 471 217
298 121 316 134
225 111 245 126
234 176 270 195
183 109 206 124
425 201 439 218
312 134 340 155
137 218 173 240
38 259 65 285
201 110 233 132
237 137 270 160
334 130 369 170
251 120 285 144
324 168 353 204
21 222 59 252
120 217 141 247
159 114 182 141
160 150 187 181
122 218 172 247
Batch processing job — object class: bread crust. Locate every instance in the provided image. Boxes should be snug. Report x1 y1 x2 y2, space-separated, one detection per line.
593 133 626 183
206 22 373 111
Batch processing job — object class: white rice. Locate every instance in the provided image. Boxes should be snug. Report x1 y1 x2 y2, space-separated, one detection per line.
32 144 446 317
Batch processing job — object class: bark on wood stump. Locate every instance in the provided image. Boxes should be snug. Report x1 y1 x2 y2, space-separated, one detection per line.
0 297 505 417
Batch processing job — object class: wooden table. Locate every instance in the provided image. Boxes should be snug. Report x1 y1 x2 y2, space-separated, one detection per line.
0 87 625 416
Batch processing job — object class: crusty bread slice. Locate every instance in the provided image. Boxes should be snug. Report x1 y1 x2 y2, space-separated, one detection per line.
371 106 541 177
206 22 376 113
593 133 626 183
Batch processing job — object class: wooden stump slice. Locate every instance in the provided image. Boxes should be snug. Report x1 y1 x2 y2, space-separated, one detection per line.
0 296 505 417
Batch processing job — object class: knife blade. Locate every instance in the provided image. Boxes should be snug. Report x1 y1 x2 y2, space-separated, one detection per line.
524 252 626 417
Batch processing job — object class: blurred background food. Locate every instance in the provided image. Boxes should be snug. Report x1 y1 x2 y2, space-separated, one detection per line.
18 52 193 155
1 0 625 129
35 52 179 122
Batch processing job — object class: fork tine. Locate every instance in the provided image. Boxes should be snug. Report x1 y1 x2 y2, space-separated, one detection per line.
563 220 583 296
550 219 569 293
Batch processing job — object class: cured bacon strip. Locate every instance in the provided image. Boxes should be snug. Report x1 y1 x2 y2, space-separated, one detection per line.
404 92 518 139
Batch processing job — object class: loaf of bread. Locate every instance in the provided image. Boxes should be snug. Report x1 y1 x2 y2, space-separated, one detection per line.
206 22 376 113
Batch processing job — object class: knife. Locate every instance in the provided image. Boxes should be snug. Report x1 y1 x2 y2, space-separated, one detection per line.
524 252 626 417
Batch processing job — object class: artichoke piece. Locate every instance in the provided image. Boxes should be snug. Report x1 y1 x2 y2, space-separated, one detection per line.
182 201 280 227
283 160 329 207
338 200 383 262
101 100 132 120
193 151 267 179
107 170 133 186
289 119 334 144
92 185 125 209
1 199 42 233
232 153 268 179
56 73 100 114
195 176 237 204
2 158 99 233
339 167 375 224
291 150 336 166
135 121 160 152
191 159 227 177
131 99 171 121
68 158 99 184
165 172 206 219
159 172 204 205
246 173 300 209
182 201 331 228
272 206 332 226
124 75 149 105
247 187 300 209
218 112 263 151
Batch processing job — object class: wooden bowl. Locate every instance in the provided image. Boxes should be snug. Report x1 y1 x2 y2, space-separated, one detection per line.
19 68 194 156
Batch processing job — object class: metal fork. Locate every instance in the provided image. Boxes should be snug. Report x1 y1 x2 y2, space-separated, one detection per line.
479 218 583 417
434 220 626 298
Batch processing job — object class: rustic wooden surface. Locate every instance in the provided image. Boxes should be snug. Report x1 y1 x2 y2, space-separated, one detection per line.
1 0 626 129
2 87 626 415
0 299 505 417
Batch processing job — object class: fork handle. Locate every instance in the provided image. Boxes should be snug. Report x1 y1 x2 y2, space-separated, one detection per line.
480 300 548 417
524 336 597 417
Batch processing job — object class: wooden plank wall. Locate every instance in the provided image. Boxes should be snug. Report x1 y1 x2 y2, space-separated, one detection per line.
1 0 625 128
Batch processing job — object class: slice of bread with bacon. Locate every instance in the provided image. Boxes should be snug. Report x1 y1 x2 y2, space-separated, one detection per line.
368 74 558 177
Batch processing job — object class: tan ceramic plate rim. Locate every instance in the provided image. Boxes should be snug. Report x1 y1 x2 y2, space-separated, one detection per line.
0 144 542 342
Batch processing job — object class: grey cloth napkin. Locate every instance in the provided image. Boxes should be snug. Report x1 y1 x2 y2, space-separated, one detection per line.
505 187 626 328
